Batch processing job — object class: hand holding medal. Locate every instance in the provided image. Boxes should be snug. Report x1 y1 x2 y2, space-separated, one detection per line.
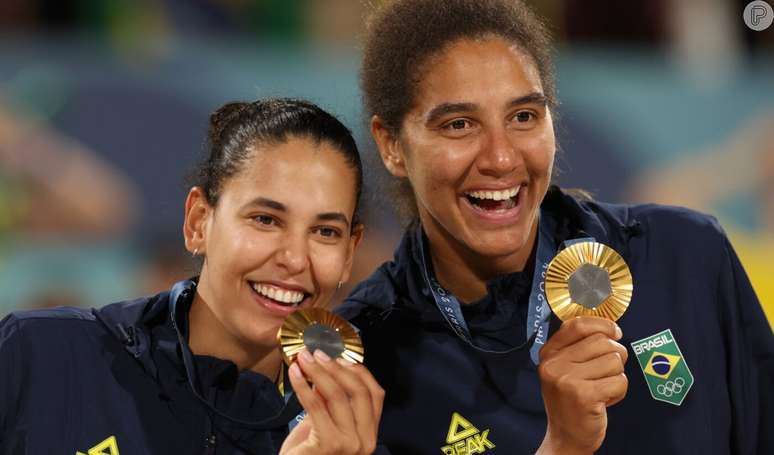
278 309 381 455
536 241 633 454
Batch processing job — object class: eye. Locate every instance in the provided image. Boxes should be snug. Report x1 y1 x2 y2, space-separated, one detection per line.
442 118 474 131
254 215 277 227
313 226 343 240
514 111 535 123
448 119 469 130
439 118 476 137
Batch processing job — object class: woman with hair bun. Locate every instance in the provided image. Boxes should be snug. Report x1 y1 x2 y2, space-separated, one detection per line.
0 98 383 455
339 0 773 454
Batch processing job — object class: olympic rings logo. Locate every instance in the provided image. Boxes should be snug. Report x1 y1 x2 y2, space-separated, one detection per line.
656 377 686 397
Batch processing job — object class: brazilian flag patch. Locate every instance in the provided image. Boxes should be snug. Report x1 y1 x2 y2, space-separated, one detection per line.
631 329 694 406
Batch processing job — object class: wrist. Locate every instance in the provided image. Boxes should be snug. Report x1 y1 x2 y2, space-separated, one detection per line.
536 429 593 455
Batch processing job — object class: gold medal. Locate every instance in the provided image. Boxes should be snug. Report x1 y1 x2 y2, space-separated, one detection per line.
544 241 633 321
277 308 364 365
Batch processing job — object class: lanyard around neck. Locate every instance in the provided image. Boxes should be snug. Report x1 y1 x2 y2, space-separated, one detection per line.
168 280 302 431
417 211 582 364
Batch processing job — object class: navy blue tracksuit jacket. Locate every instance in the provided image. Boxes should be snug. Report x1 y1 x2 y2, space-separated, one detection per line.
0 280 299 454
338 186 774 454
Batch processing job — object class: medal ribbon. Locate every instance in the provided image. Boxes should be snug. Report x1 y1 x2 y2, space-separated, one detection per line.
418 211 593 364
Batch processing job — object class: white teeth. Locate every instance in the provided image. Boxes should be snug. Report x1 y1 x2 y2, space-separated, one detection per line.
252 283 305 305
466 186 520 201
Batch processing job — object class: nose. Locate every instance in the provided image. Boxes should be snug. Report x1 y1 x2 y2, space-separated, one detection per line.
275 233 309 276
477 124 522 177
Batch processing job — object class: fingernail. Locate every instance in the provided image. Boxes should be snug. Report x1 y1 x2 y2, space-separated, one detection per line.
314 349 331 362
289 363 303 380
336 357 355 367
299 349 314 364
614 325 623 340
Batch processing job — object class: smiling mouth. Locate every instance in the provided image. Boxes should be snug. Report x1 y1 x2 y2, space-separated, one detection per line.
250 282 310 308
464 185 522 211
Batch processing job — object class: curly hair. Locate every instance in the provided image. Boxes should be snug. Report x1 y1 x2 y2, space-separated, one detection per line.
361 0 556 135
360 0 557 222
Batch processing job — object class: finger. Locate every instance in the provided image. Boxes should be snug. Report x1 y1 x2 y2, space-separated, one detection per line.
336 363 380 455
541 316 622 358
315 355 376 450
297 349 358 434
288 361 337 436
593 373 628 407
559 332 629 364
573 351 626 380
339 360 385 424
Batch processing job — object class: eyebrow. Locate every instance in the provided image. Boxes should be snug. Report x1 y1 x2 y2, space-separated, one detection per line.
317 212 350 227
249 197 286 211
425 92 548 125
246 197 350 226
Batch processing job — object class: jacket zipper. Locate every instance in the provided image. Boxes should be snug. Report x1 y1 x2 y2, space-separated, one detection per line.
204 386 217 454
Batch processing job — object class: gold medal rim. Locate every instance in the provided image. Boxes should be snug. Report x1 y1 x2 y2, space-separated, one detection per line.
545 241 633 322
277 308 364 365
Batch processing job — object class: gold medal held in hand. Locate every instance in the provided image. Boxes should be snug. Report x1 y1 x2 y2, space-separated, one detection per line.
278 308 364 365
544 241 633 322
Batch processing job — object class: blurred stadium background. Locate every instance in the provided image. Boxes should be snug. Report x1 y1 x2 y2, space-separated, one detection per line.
0 0 771 324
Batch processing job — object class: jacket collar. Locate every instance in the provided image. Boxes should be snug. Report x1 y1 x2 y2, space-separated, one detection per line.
341 186 644 324
92 288 172 379
93 278 302 448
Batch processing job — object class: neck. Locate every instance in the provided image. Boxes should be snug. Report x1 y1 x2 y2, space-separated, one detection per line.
187 292 282 381
424 218 539 304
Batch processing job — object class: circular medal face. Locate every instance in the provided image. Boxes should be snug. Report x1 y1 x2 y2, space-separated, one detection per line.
545 241 633 321
277 308 364 365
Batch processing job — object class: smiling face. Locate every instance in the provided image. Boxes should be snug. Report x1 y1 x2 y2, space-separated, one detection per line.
184 136 361 352
375 36 555 276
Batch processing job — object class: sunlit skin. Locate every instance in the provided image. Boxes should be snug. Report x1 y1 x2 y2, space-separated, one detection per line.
183 136 362 380
372 36 556 303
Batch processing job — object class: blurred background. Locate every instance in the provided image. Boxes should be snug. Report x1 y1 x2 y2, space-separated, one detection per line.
0 0 771 324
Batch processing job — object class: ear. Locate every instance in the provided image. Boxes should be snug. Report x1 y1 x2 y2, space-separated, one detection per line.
371 115 408 178
338 223 365 285
183 186 213 256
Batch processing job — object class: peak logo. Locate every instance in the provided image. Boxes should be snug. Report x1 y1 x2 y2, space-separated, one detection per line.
75 435 119 455
440 412 495 455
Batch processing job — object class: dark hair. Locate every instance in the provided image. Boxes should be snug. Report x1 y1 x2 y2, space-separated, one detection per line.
361 0 556 135
360 0 557 223
192 98 363 227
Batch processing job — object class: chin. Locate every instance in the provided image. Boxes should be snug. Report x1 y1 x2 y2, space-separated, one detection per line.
466 230 530 259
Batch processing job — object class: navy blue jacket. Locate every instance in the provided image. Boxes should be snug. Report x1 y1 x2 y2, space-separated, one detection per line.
0 280 301 454
338 186 774 454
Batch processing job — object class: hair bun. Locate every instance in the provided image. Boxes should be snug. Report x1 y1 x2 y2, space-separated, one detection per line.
208 102 249 147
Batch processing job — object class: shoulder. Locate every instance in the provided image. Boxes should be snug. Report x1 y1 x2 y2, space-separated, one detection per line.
575 196 726 250
337 263 399 321
0 294 159 352
545 187 724 249
578 195 722 235
0 308 106 381
1 307 98 340
339 227 423 319
609 202 726 254
547 187 730 273
622 202 721 234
